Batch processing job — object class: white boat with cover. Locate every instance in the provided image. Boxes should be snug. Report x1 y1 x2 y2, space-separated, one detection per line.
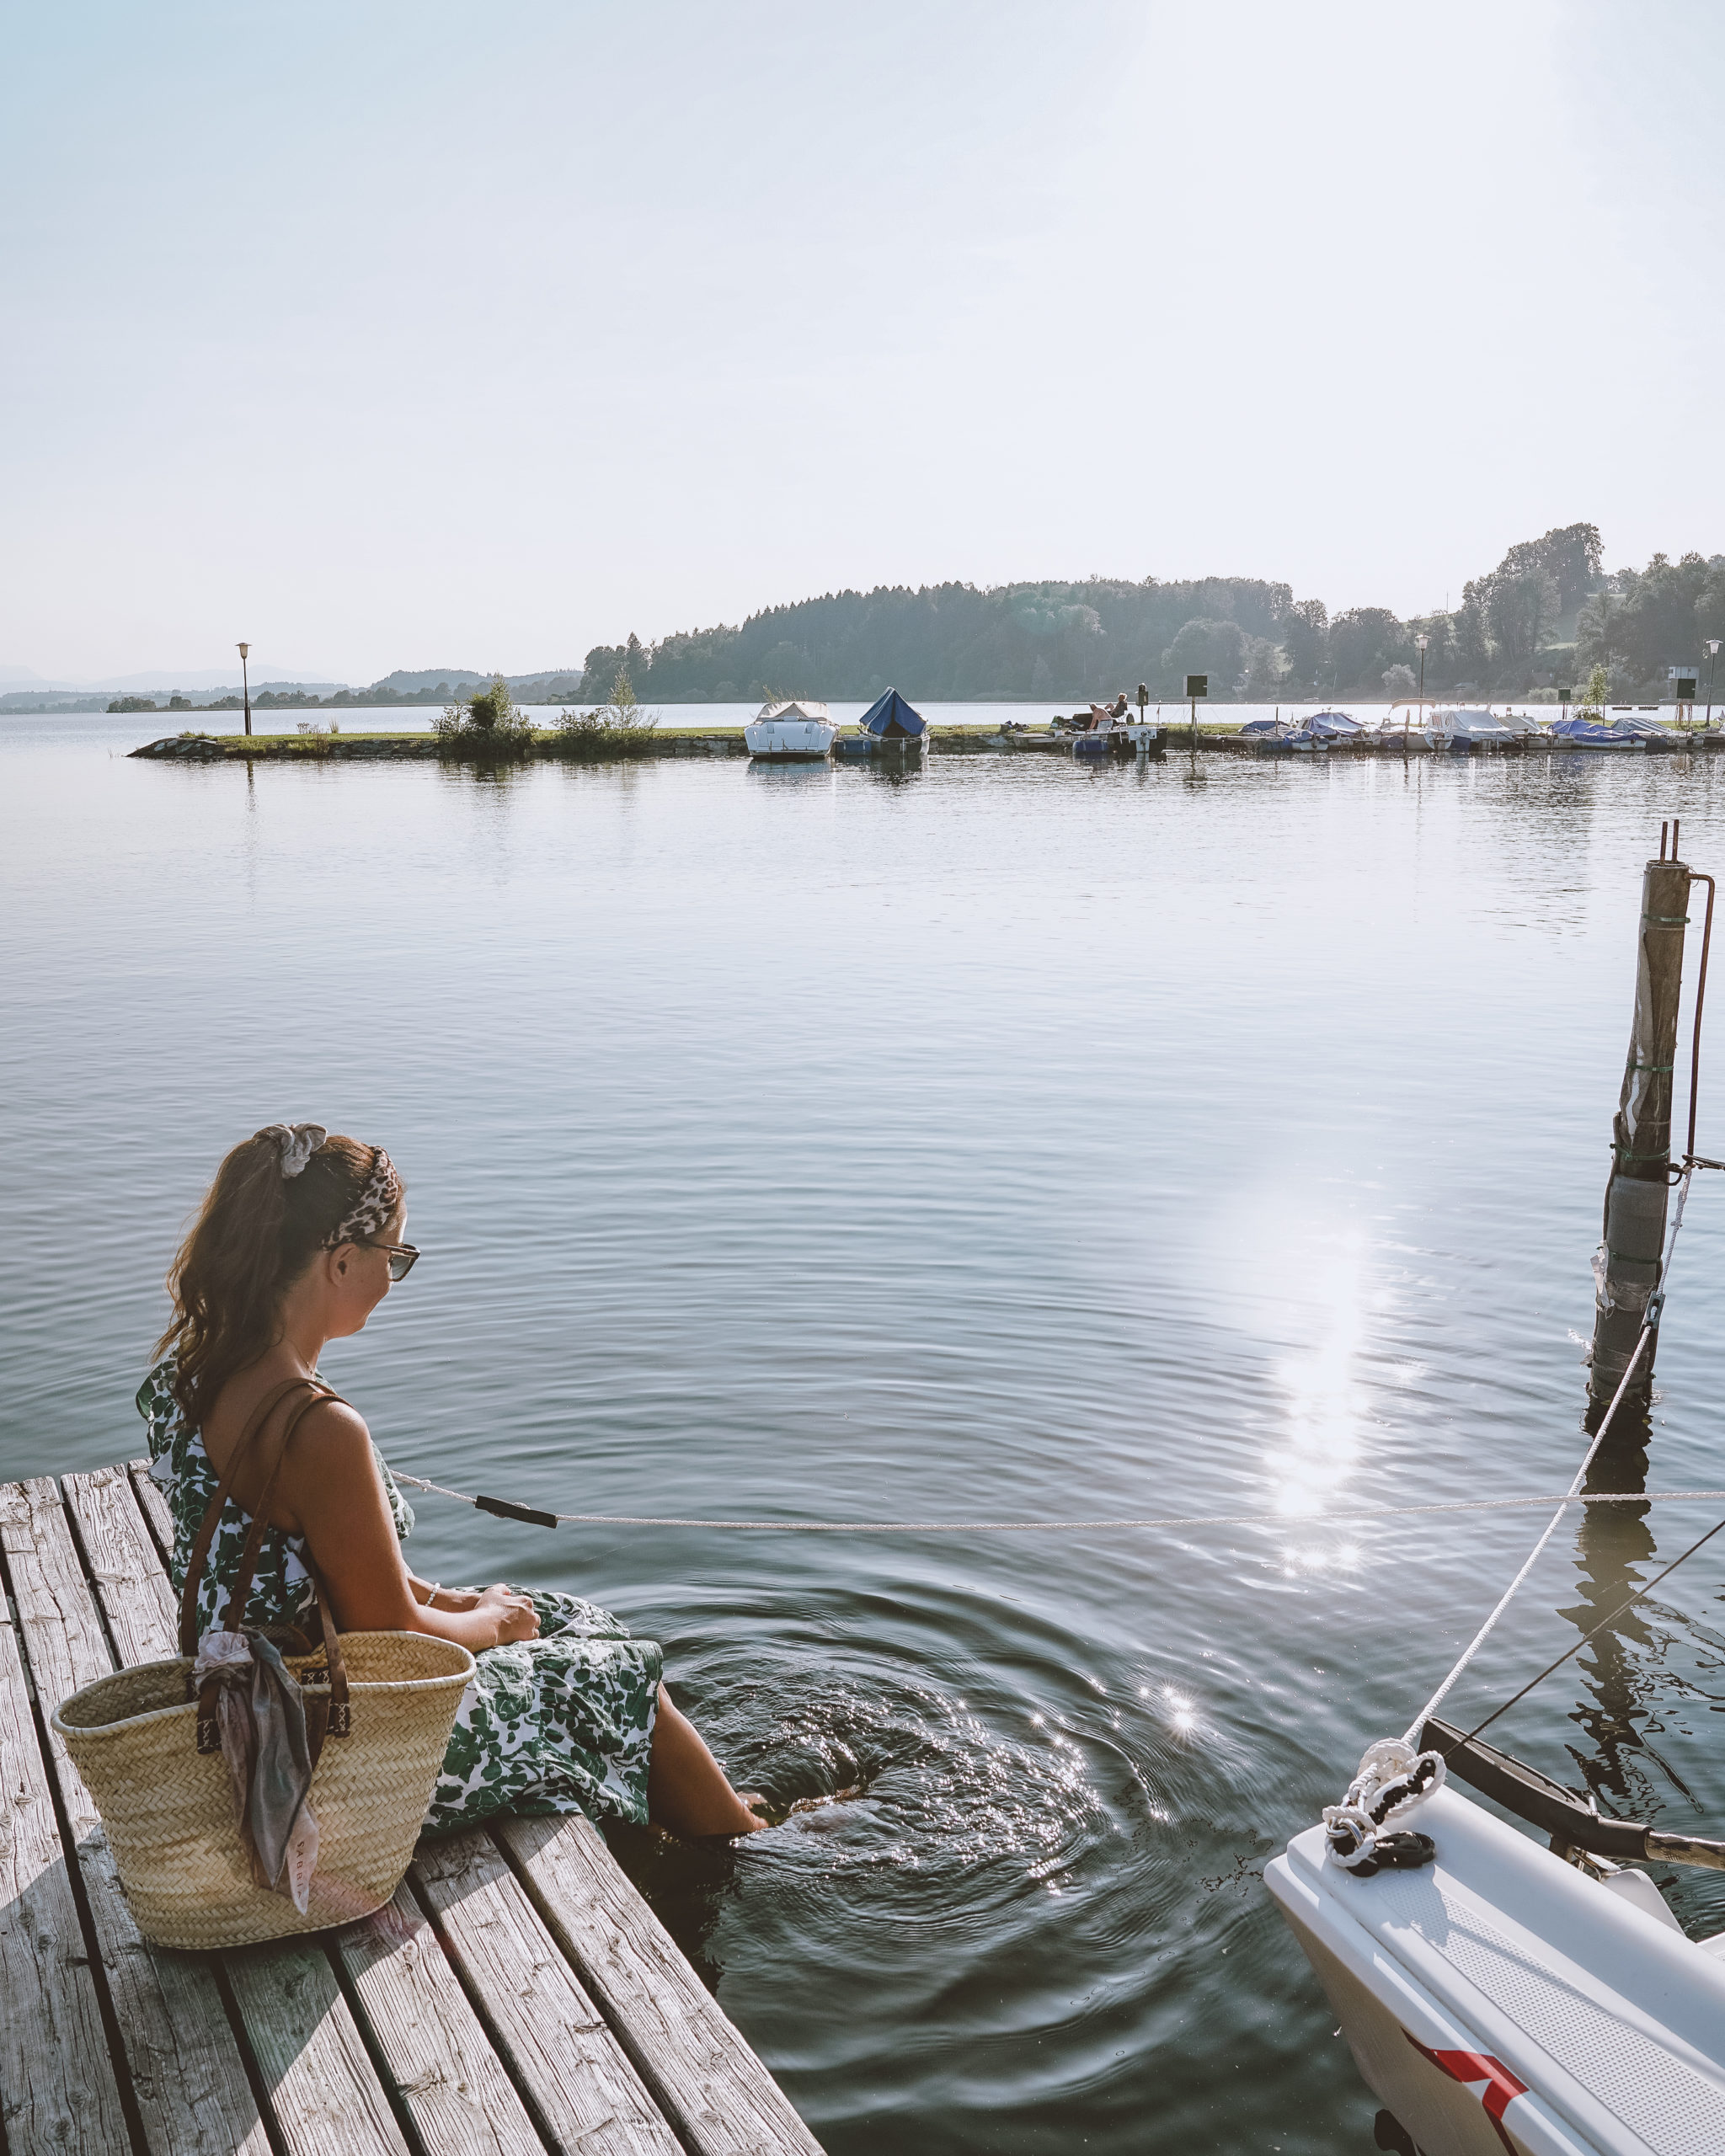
745 699 836 761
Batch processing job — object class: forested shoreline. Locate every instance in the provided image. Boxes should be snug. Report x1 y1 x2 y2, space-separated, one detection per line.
19 522 1725 718
563 526 1725 707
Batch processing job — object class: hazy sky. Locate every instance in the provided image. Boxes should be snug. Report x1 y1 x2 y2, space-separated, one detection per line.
6 2 1723 683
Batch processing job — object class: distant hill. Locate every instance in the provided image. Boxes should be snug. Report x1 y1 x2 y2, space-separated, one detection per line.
371 669 489 693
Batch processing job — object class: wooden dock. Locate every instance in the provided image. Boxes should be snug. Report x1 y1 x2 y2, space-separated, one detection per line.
0 1459 824 2156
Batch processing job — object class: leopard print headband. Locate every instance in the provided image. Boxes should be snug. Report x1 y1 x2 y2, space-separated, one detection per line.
323 1146 403 1248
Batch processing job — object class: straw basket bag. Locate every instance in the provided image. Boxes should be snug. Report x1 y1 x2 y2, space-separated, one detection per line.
53 1377 474 1951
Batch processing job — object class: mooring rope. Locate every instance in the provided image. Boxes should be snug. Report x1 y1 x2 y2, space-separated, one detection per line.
388 1472 1725 1535
1397 1160 1696 1747
1450 1510 1725 1753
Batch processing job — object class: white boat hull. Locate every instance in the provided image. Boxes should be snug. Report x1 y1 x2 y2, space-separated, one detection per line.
745 719 836 760
1266 1785 1725 2155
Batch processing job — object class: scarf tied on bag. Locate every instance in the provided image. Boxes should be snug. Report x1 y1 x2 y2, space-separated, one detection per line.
192 1628 320 1911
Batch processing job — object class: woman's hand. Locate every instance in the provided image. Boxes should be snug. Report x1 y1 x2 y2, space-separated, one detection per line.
476 1582 540 1646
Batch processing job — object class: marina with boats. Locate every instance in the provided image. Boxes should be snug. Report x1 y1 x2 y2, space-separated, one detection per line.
130 690 1725 771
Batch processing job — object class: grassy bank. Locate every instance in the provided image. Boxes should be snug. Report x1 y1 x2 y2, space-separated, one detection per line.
131 722 1201 766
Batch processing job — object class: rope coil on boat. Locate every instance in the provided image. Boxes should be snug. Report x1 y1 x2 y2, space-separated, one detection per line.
1322 1739 1447 1875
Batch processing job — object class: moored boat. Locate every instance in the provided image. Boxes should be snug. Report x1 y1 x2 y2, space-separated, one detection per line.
1267 1723 1725 2156
745 699 837 760
857 686 929 749
1548 717 1644 750
1433 706 1522 749
1286 709 1365 750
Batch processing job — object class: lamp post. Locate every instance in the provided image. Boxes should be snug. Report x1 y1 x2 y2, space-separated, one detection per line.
1707 640 1721 732
238 642 252 739
1405 632 1429 749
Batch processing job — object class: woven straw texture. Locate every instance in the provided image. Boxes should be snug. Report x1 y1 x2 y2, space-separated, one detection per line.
53 1631 474 1950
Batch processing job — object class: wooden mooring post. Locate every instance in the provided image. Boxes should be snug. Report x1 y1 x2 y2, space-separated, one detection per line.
1587 825 1691 1426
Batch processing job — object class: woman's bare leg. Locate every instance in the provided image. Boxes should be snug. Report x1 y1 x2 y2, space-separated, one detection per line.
647 1685 766 1838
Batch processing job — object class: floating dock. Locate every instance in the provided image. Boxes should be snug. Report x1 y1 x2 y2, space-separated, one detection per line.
0 1459 822 2156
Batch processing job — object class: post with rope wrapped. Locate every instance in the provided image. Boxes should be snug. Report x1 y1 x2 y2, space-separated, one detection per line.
1587 832 1691 1428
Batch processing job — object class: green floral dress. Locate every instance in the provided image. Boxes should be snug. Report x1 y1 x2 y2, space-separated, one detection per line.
137 1358 661 1833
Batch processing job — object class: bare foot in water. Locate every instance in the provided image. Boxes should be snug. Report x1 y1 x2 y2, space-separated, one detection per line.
786 1782 864 1816
736 1783 867 1830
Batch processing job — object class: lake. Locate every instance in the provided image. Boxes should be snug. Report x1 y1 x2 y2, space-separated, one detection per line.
6 709 1725 2154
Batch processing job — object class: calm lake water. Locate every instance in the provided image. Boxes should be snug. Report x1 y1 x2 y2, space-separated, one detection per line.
7 711 1725 2153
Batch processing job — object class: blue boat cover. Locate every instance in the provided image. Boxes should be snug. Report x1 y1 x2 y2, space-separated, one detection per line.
858 687 928 738
1550 717 1633 742
1240 718 1282 735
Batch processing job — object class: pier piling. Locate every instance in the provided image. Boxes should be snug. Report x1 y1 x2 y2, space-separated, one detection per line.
1587 831 1691 1426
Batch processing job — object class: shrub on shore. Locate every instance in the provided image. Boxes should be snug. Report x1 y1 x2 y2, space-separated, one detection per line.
434 673 534 754
556 668 660 760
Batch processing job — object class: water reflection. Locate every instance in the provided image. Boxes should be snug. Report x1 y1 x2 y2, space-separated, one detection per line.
1562 1486 1664 1815
1266 1234 1367 1518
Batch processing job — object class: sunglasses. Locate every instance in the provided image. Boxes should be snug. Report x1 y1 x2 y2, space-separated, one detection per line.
364 1241 421 1282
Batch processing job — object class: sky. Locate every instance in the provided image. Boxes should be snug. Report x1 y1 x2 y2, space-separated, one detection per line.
5 1 1724 685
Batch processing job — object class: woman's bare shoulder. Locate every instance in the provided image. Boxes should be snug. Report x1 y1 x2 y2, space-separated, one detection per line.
291 1392 373 1463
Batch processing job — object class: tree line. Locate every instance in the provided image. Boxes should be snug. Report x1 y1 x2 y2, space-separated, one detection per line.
90 523 1725 720
567 525 1725 705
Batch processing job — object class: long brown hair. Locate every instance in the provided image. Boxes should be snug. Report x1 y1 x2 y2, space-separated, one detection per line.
159 1128 396 1429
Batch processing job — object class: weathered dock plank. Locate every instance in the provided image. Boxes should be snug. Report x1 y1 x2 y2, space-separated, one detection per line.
226 1941 413 2155
499 1811 823 2156
333 1881 547 2156
124 1459 174 1566
1 1476 269 2155
413 1826 681 2154
61 1465 180 1664
0 1484 130 2154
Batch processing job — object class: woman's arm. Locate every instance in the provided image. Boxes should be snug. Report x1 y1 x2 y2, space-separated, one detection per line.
288 1404 538 1652
405 1573 481 1613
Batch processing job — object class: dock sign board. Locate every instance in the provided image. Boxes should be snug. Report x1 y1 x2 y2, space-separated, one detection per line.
1185 675 1208 699
1677 676 1699 700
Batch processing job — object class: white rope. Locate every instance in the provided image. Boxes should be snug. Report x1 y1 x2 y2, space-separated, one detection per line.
1398 1165 1696 1746
387 1473 1725 1534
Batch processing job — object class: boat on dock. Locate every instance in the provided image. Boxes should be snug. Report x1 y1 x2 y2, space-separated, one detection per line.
745 699 837 760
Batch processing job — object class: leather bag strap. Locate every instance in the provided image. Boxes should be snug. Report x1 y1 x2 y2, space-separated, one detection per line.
294 1549 353 1753
218 1384 344 1637
190 1380 354 1755
179 1376 312 1656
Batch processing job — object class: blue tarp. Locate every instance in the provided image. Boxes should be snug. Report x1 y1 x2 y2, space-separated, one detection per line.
858 687 927 739
1550 717 1635 742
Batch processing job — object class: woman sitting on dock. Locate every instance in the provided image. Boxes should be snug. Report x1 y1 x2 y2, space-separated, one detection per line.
136 1123 767 1840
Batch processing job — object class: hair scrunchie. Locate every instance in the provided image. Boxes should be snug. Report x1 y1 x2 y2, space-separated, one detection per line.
258 1123 328 1178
